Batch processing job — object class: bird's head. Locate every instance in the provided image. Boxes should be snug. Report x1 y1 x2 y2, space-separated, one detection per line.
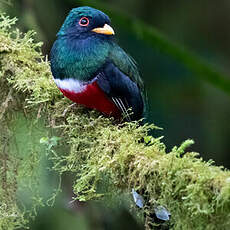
57 6 115 39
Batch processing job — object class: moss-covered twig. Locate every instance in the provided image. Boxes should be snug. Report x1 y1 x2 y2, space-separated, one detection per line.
1 14 230 230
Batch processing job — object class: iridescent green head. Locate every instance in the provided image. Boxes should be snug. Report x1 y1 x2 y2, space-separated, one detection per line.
57 6 115 38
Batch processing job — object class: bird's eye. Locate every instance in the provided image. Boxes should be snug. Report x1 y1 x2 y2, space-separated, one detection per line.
79 17 89 27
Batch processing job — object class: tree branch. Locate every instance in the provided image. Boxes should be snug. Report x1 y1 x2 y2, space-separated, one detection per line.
1 14 230 230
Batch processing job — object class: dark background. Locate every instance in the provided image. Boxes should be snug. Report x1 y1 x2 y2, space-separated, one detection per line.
1 0 230 229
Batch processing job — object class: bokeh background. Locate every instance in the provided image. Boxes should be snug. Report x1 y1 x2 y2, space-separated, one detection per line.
1 0 230 229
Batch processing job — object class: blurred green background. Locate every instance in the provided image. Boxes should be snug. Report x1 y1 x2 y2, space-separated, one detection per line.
1 0 230 229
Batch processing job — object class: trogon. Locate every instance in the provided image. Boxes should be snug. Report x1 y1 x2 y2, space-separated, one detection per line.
50 6 144 121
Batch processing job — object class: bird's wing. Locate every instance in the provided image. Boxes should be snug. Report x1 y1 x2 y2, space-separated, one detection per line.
109 43 144 92
96 62 143 121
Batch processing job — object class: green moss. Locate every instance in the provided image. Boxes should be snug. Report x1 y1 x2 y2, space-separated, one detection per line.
0 14 60 229
53 112 230 229
0 14 60 105
1 13 230 230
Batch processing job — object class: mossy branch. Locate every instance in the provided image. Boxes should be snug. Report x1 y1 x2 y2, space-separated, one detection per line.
1 14 230 230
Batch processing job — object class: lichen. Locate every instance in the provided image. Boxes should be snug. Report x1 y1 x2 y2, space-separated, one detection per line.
1 13 230 230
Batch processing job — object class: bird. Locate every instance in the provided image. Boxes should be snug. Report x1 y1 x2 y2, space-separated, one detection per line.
50 6 144 121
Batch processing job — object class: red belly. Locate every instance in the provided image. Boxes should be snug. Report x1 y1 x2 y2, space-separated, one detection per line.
59 81 121 118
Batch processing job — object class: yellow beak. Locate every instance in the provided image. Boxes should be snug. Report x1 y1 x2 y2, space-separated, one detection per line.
92 24 115 35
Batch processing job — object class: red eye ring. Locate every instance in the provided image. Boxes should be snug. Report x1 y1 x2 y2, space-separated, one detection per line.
79 17 89 27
